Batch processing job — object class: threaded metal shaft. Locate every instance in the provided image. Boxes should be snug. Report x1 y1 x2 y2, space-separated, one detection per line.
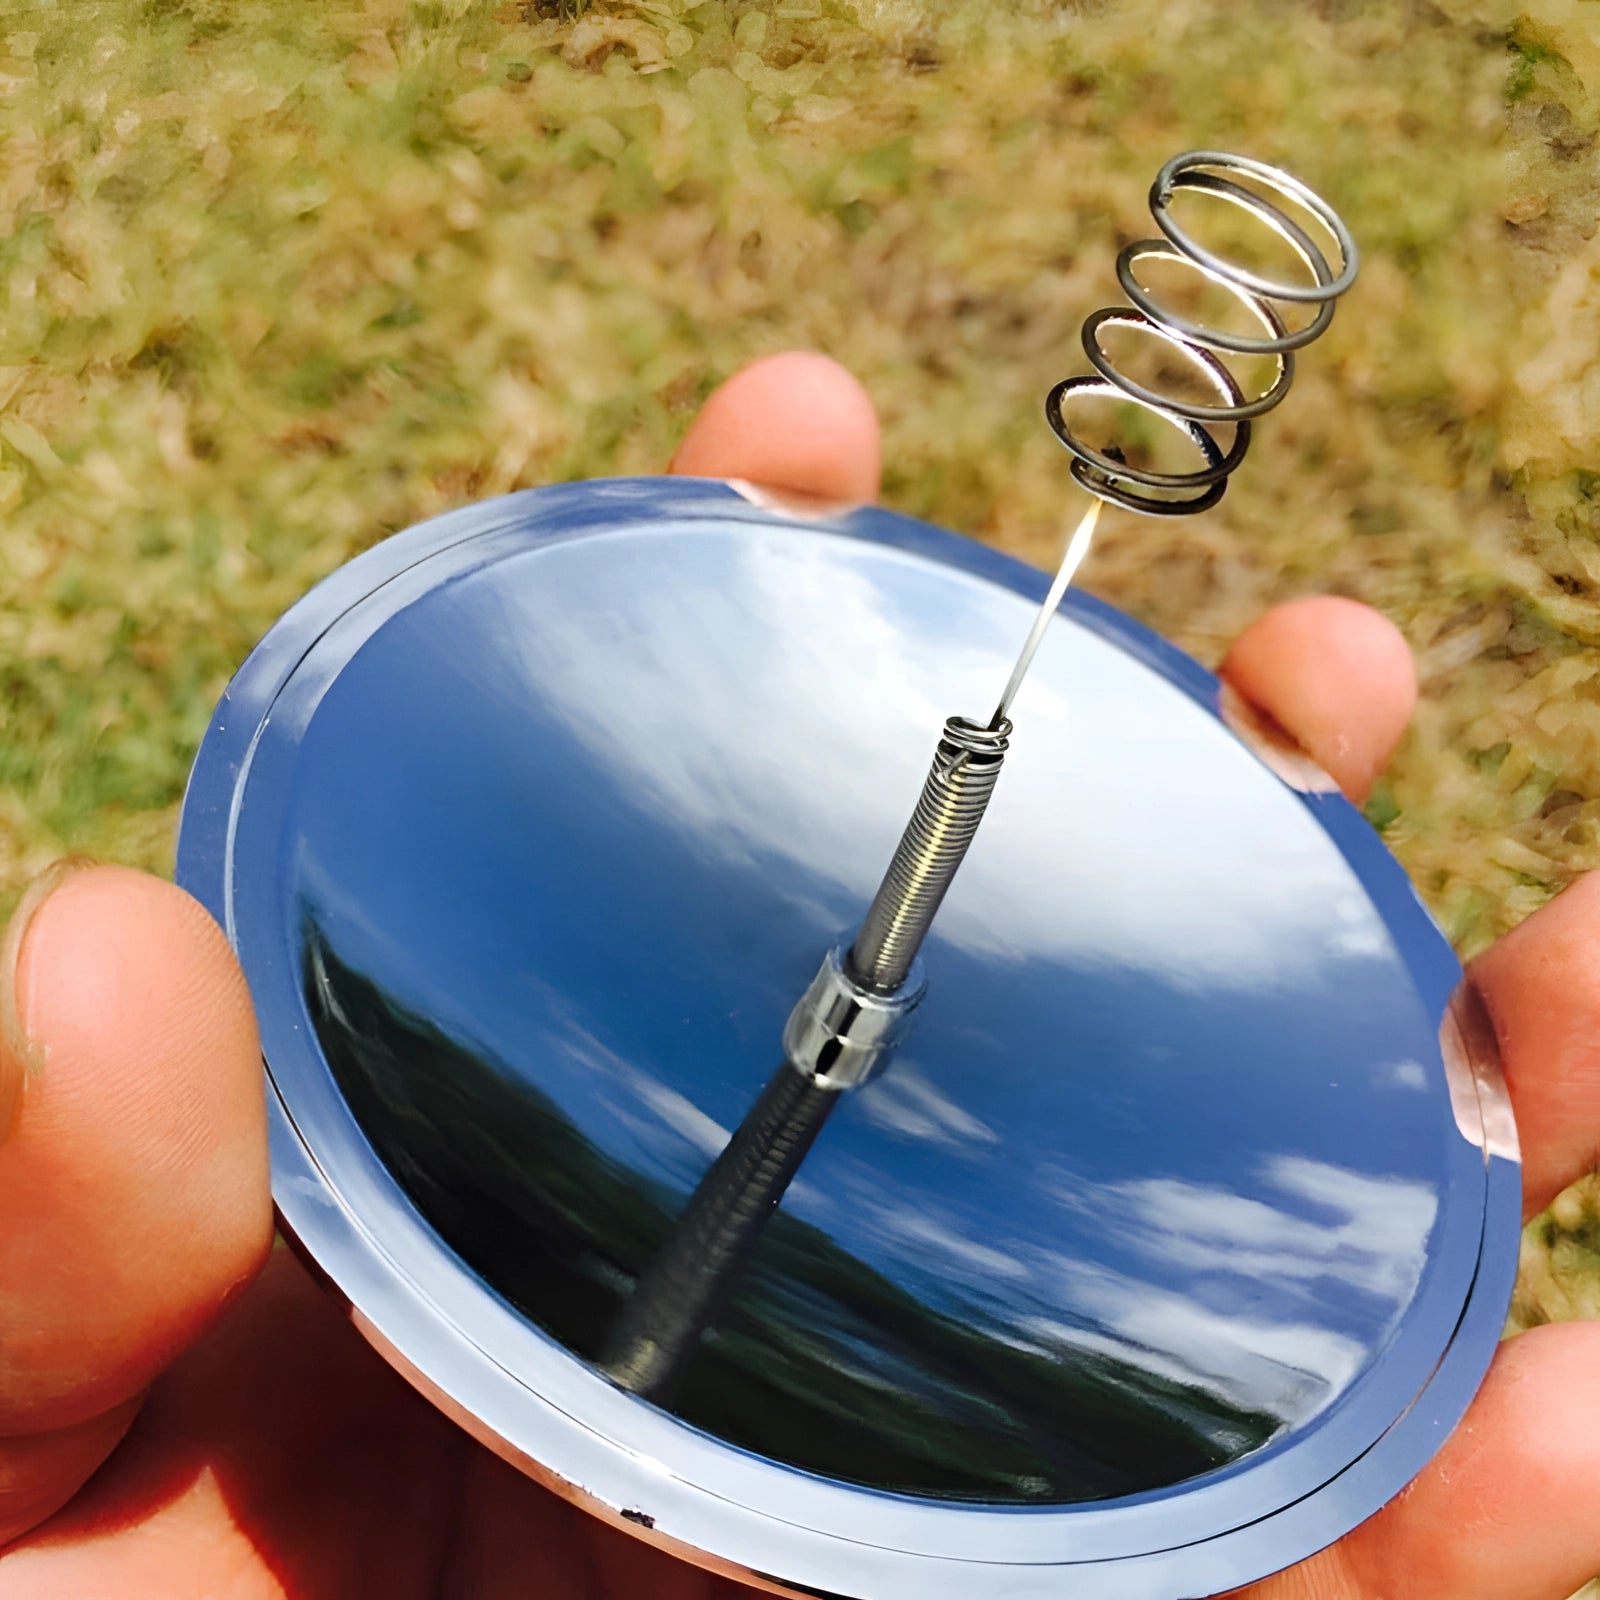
600 713 1012 1405
600 1063 837 1400
848 715 1011 991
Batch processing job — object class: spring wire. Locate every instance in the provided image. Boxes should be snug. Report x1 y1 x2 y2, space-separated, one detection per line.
848 716 1012 992
1046 150 1359 517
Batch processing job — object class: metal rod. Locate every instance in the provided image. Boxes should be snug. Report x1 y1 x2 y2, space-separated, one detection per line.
990 498 1101 729
600 716 1012 1404
600 148 1356 1408
848 716 1011 991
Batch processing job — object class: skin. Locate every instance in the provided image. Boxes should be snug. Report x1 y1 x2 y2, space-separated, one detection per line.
0 351 1597 1600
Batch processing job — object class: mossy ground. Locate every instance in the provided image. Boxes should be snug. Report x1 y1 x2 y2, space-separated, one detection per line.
3 0 1600 1565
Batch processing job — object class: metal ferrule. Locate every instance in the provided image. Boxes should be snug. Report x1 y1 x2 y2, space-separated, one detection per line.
782 943 926 1092
848 714 1011 992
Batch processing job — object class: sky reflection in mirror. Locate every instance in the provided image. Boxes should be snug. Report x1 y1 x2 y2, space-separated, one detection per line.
286 520 1454 1504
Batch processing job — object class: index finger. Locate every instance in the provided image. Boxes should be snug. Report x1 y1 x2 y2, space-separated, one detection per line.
667 352 882 504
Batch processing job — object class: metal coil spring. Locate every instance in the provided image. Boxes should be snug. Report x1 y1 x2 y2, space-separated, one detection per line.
1046 150 1358 518
847 715 1011 992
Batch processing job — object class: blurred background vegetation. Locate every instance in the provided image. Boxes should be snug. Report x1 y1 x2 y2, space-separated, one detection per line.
4 0 1600 1567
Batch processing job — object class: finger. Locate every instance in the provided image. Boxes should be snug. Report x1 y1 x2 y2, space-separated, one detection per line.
2 1250 751 1599
0 1399 142 1553
0 864 272 1539
444 1449 741 1600
1470 870 1600 1220
1219 597 1418 805
0 1252 464 1598
668 351 882 504
1253 1321 1600 1600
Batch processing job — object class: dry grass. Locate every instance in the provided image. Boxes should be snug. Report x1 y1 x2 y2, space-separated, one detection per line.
5 0 1600 1571
0 0 1526 922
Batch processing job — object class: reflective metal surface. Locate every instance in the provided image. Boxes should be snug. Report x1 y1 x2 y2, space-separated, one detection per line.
178 477 1520 1598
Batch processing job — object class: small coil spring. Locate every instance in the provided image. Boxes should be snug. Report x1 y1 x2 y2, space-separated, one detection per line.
1047 150 1358 517
848 715 1011 993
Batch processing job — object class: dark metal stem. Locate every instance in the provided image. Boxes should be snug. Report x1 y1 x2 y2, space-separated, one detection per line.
599 1064 838 1398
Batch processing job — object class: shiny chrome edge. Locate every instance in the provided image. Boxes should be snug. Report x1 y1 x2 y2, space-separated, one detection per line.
1439 979 1522 1163
1218 680 1340 795
781 944 926 1091
727 477 867 522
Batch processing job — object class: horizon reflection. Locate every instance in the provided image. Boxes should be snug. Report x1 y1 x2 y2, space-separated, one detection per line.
279 517 1457 1507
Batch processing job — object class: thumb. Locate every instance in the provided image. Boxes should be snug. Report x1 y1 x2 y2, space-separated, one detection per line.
0 863 272 1544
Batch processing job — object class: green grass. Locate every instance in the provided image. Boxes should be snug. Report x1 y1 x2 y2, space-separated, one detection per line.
0 0 1529 911
4 0 1600 1484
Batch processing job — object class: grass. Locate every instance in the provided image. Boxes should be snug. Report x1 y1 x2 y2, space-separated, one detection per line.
3 0 1600 1557
0 0 1527 918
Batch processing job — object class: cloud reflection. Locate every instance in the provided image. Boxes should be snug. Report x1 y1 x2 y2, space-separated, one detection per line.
874 1203 1032 1282
1382 1058 1429 1092
626 1075 730 1159
1024 1261 1367 1422
850 1150 1436 1430
855 1060 1000 1151
488 527 1393 991
1047 1156 1438 1304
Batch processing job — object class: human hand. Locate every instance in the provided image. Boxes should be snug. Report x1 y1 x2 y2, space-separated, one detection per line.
1 355 1596 1600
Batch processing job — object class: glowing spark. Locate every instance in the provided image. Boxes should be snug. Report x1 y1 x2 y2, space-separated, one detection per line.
990 498 1103 727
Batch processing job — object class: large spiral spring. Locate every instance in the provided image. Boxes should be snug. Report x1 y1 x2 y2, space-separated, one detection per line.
1046 150 1358 517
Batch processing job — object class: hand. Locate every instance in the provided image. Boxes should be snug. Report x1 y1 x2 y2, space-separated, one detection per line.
1 355 1595 1600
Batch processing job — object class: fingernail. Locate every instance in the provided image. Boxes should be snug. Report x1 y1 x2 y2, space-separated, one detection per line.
0 858 92 1145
